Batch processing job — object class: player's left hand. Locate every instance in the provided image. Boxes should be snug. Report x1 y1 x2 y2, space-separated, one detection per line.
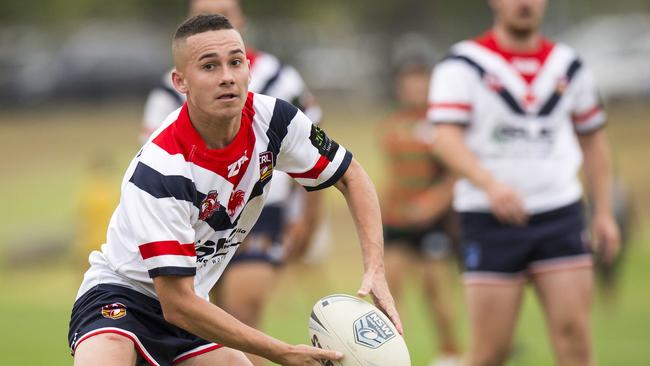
357 268 404 335
592 212 620 265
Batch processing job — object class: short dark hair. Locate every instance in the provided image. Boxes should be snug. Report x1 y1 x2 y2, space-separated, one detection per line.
174 14 234 41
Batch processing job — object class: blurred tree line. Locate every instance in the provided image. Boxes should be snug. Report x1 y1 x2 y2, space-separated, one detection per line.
3 0 649 36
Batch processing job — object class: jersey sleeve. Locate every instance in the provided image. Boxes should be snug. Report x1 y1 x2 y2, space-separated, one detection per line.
570 65 606 134
142 76 185 143
122 158 197 278
427 59 476 125
273 100 352 191
268 65 323 124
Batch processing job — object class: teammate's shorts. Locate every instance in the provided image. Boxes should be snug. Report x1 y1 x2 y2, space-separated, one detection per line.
230 204 285 266
68 284 222 366
460 200 592 285
384 219 457 260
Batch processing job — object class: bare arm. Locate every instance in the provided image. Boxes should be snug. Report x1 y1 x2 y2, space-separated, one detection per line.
432 123 527 225
153 276 342 366
578 129 620 263
333 158 403 334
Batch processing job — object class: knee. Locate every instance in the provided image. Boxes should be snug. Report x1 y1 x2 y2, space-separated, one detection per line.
470 344 511 366
555 319 591 358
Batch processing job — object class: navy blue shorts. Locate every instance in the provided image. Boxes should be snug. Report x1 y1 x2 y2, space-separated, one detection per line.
68 284 221 366
460 201 592 284
231 204 284 266
384 222 458 260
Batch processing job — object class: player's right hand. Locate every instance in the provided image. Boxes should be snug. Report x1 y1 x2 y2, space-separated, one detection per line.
485 180 528 226
278 344 343 366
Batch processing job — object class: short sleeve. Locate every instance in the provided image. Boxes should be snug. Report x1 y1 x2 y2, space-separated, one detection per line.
124 160 197 278
427 59 476 125
274 101 352 191
267 65 323 124
570 66 606 134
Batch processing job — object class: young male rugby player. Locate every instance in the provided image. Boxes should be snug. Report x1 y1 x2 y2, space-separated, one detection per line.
69 14 401 366
429 0 620 365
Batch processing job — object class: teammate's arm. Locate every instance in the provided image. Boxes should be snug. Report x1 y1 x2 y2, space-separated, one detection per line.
333 158 403 335
578 129 620 263
432 123 528 225
153 275 342 366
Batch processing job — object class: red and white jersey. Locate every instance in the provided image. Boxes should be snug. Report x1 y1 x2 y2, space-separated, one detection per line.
428 31 606 214
78 92 351 300
142 49 321 205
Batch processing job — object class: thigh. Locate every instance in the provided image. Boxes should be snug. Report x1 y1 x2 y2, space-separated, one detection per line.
532 267 593 335
73 332 138 366
465 283 525 356
176 346 252 366
215 261 277 325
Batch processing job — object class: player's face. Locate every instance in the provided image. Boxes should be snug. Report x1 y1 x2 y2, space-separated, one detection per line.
491 0 547 36
173 29 250 122
396 71 430 109
189 0 245 30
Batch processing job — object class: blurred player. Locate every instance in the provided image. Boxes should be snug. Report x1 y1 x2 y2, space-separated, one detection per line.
142 2 321 364
428 0 620 365
69 14 401 366
378 61 461 366
75 153 119 270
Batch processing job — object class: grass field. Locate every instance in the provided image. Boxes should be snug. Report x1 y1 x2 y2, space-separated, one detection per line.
0 102 649 365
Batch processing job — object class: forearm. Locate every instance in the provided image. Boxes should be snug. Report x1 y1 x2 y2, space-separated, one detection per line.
579 130 614 216
156 279 289 363
335 159 384 272
432 124 496 190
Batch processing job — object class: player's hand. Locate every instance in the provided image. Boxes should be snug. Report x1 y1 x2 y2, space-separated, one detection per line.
278 344 343 366
591 212 620 265
485 180 528 226
357 268 404 335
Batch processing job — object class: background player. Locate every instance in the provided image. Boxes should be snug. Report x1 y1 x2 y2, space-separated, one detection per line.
428 0 620 365
69 14 401 366
378 60 461 366
142 2 322 364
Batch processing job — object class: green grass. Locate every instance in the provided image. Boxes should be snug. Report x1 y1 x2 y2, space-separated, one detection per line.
1 102 649 365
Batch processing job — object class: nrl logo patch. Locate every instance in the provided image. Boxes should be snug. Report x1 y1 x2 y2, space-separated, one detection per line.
199 190 221 220
353 311 395 349
259 151 274 182
101 303 127 320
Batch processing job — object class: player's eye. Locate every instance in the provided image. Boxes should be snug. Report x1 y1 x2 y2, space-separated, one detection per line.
231 59 243 67
203 63 217 71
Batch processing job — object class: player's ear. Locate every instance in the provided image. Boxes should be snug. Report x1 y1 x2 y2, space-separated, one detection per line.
246 59 251 85
171 69 188 95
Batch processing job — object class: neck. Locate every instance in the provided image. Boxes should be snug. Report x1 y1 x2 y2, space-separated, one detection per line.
188 104 241 149
492 23 542 52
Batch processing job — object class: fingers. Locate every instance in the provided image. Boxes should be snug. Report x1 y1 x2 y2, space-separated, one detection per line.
315 348 343 361
357 275 372 297
383 302 404 335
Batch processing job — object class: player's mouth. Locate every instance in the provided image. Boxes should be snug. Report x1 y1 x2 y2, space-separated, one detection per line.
217 93 238 101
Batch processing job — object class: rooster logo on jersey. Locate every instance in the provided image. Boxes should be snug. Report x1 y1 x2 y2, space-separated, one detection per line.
199 190 221 220
227 190 246 217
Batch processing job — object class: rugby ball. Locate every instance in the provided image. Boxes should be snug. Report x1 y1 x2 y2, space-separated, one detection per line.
309 294 411 366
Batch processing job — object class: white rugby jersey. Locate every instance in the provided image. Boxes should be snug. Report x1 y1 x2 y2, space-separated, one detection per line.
142 49 322 205
78 92 352 300
428 32 606 214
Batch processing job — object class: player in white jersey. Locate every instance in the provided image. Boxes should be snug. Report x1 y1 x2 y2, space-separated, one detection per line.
142 3 322 364
429 0 619 365
68 14 401 366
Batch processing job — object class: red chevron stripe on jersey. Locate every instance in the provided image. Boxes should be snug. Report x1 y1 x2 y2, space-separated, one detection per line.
152 93 256 186
139 241 197 259
474 31 555 85
289 155 329 179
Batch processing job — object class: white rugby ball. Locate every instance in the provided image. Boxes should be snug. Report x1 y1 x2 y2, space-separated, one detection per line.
309 294 411 366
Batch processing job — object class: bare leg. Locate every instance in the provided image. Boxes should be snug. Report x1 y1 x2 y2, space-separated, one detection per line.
422 258 461 356
177 346 253 366
532 267 594 366
464 282 525 366
211 261 277 366
73 333 138 366
384 243 413 310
